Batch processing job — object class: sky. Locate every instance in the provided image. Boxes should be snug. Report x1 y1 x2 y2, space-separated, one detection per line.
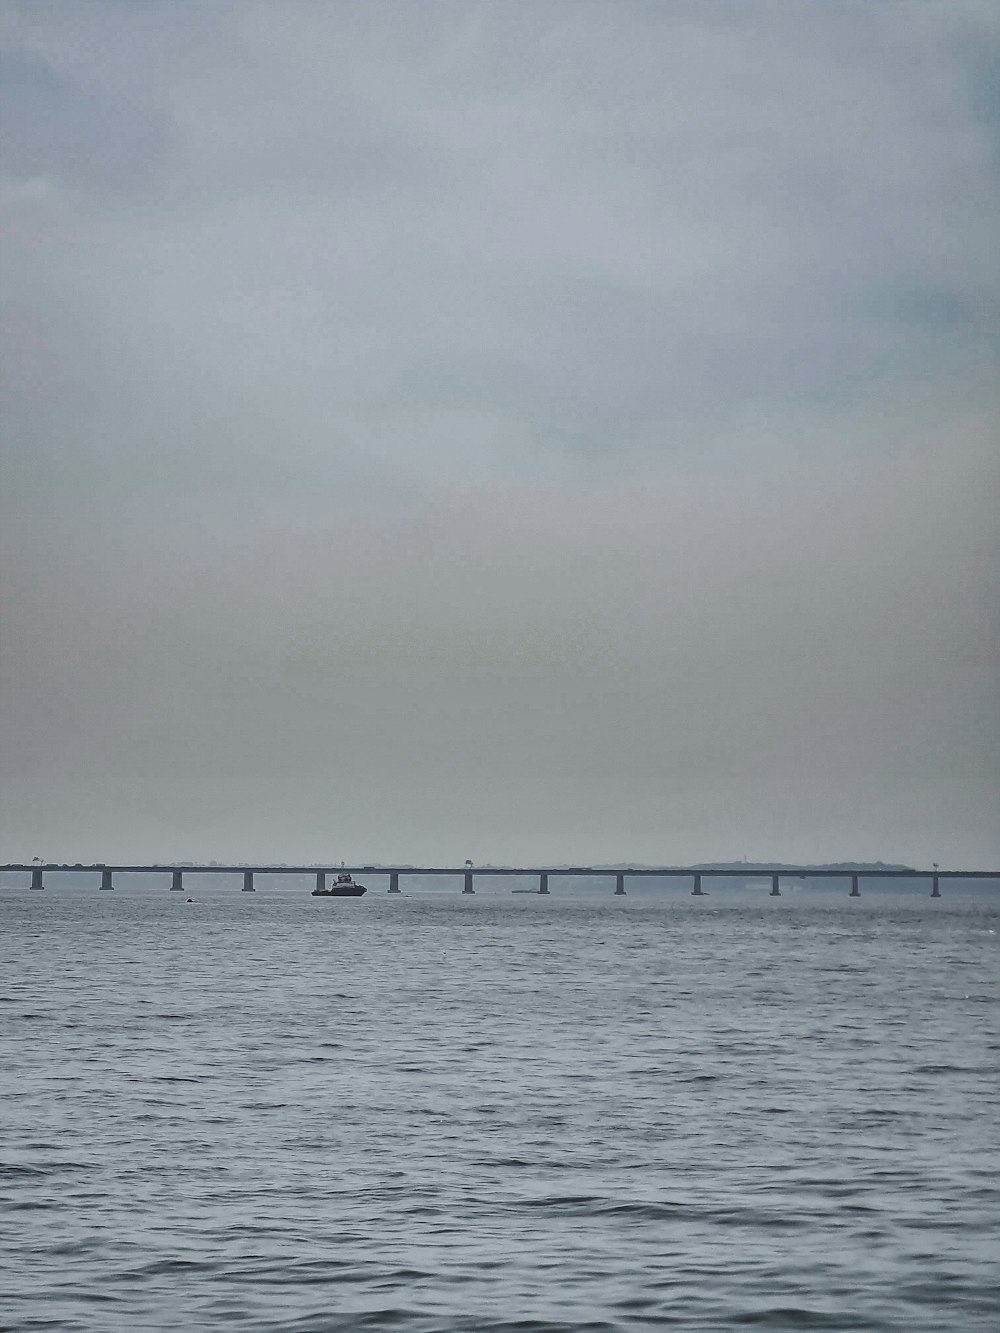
1 1 998 868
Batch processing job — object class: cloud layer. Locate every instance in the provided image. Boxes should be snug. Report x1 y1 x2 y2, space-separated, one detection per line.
1 1 998 865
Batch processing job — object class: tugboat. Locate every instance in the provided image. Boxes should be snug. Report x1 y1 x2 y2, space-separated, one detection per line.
311 873 367 898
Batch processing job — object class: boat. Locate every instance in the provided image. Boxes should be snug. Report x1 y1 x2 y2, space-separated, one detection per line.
311 873 367 898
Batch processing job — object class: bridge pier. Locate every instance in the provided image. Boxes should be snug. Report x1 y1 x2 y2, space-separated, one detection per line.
770 875 781 896
931 875 940 898
170 870 183 891
463 872 475 894
691 873 704 896
850 876 860 897
388 872 400 894
100 868 114 891
539 873 549 894
31 867 43 890
316 871 326 893
243 871 255 893
614 873 626 895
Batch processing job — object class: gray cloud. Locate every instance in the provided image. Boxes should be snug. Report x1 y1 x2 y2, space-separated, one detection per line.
1 1 997 866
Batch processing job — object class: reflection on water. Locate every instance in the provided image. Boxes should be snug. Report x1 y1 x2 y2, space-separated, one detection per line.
2 889 998 1331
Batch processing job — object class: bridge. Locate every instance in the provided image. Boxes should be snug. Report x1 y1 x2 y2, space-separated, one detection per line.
1 863 996 897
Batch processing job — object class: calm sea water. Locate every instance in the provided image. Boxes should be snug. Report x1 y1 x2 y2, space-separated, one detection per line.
2 885 998 1332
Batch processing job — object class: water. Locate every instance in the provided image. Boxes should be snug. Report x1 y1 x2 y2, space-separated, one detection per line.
2 887 998 1331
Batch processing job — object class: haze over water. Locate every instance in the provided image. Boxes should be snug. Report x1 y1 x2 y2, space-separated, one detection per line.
3 886 997 1331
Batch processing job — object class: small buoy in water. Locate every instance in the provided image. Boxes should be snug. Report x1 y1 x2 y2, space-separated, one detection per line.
186 897 197 903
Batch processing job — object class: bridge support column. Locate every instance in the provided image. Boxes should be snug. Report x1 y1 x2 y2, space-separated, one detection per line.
31 867 43 890
316 871 326 893
388 872 400 894
539 873 549 895
931 875 940 898
170 870 184 891
850 876 860 897
100 868 114 891
243 871 255 893
770 875 781 896
463 872 475 894
615 873 626 895
691 873 704 896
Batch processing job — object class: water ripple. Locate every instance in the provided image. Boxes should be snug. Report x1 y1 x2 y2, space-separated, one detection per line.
1 892 997 1331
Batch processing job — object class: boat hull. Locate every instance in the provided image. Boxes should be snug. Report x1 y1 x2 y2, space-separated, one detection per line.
311 884 367 897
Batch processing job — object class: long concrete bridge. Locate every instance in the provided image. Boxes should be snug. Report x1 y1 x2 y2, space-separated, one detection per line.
1 863 996 897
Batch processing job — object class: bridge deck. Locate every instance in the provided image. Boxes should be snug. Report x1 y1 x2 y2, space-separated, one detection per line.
1 863 995 878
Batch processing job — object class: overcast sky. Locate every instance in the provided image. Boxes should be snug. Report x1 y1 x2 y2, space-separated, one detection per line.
1 1 997 868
